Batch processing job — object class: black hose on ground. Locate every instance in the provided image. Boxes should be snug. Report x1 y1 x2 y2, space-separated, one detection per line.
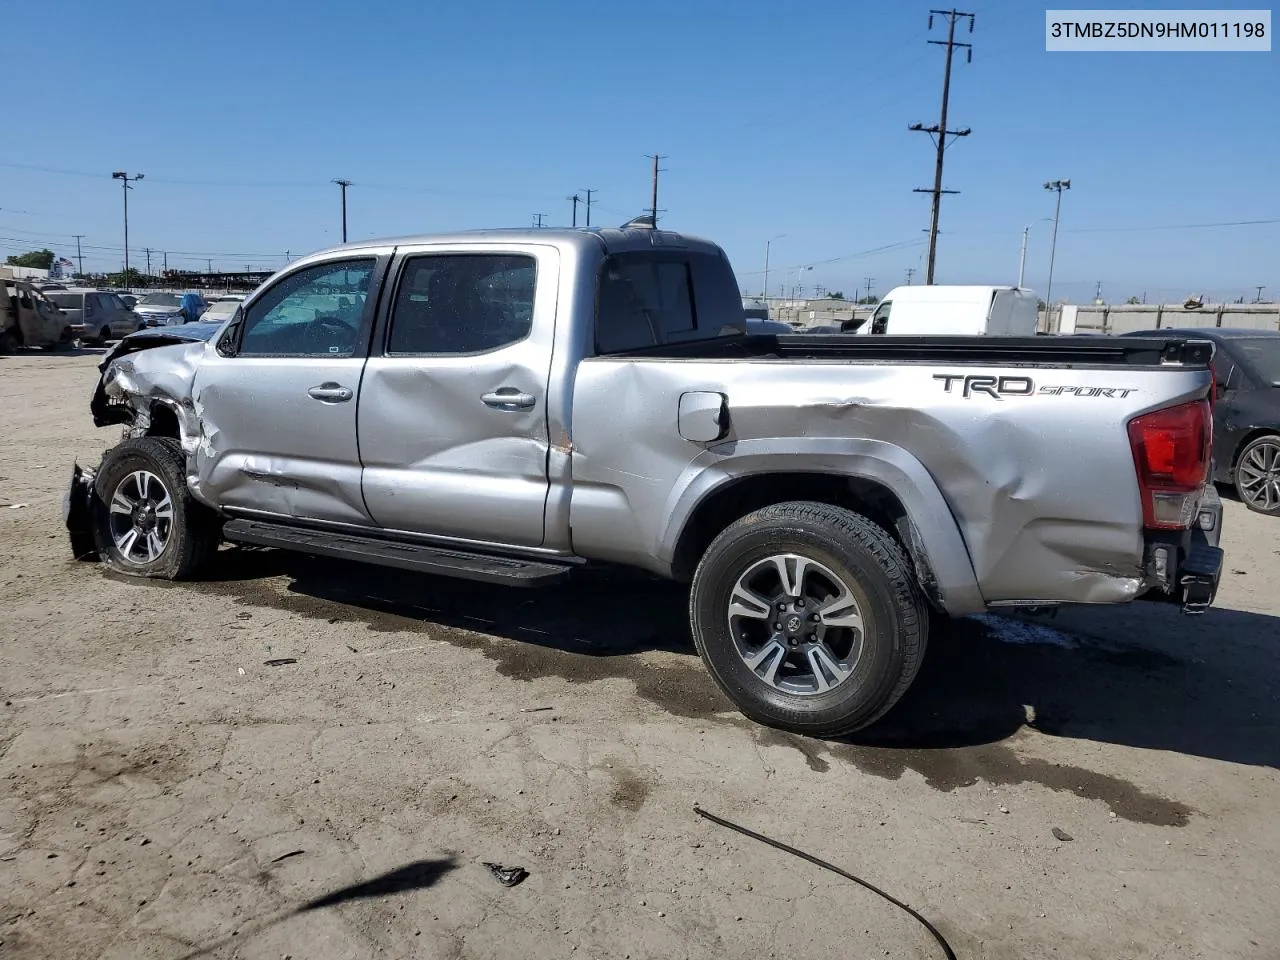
693 805 957 960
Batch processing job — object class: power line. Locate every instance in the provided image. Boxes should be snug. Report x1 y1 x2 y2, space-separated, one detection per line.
911 8 974 285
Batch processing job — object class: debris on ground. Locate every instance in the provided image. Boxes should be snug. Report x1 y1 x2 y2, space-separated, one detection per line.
482 862 529 887
236 611 252 620
520 706 554 713
270 850 305 864
263 658 297 667
1052 827 1074 842
7 503 28 510
695 805 957 960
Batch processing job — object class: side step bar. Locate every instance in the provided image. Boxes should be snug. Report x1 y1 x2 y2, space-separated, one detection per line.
222 519 574 587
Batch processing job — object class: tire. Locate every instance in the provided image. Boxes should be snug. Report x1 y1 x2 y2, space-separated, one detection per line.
689 501 928 737
48 328 76 351
90 437 219 580
99 325 112 344
0 329 17 354
1234 434 1280 516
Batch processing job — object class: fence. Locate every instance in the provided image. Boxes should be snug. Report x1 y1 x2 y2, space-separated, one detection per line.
1040 303 1280 335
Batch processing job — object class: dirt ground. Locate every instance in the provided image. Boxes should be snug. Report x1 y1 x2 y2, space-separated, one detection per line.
2 348 1277 960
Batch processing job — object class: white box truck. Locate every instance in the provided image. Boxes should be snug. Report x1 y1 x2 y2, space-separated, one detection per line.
847 285 1040 336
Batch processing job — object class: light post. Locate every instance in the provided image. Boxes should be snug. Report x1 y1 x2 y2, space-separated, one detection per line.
762 234 787 300
1017 217 1054 288
1043 178 1071 320
111 171 143 290
332 179 352 242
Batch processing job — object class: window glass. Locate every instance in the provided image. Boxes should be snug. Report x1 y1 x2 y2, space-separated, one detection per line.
239 259 375 357
595 255 696 353
870 300 892 335
1233 338 1280 385
48 293 81 310
387 254 535 355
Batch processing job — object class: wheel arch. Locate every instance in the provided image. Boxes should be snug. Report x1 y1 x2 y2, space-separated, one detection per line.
661 438 985 615
1230 428 1280 471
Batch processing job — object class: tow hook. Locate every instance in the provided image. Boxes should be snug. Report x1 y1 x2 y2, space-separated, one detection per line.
1179 543 1223 615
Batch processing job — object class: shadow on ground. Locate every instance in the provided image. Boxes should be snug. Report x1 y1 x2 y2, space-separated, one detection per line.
187 546 1280 775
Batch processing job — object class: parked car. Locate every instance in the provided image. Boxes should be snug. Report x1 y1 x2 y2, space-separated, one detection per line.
2 275 79 351
66 225 1224 738
196 299 241 326
118 294 140 310
1122 328 1280 515
46 289 140 343
133 292 207 327
847 285 1040 336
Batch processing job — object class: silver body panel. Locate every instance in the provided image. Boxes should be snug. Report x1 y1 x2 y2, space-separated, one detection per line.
94 227 1213 616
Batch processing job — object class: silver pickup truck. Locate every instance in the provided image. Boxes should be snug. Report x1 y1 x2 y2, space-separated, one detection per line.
65 223 1224 737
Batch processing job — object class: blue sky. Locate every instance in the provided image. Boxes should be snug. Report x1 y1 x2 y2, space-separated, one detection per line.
2 0 1276 303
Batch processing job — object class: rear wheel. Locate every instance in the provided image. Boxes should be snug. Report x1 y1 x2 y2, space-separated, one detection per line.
90 437 219 580
689 501 928 737
1235 434 1280 515
98 325 113 344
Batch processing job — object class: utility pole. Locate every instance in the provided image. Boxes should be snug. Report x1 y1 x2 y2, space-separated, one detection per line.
1094 280 1103 304
645 154 666 226
1043 178 1071 316
111 171 143 289
569 194 581 227
332 179 352 242
1017 225 1030 287
144 247 153 279
532 213 547 228
905 267 916 285
1256 285 1266 303
583 188 596 227
910 9 974 284
163 251 168 277
864 277 875 302
206 258 213 274
71 235 85 276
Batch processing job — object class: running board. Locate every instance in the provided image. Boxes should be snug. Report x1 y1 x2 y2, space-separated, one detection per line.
221 519 573 587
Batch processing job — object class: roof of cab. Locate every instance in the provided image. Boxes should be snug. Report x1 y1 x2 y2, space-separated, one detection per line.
295 226 725 263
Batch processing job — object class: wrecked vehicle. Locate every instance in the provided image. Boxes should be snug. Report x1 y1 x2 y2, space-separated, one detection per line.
2 271 81 352
66 224 1224 736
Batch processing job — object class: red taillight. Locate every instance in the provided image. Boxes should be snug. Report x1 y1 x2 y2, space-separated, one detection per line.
1127 399 1211 529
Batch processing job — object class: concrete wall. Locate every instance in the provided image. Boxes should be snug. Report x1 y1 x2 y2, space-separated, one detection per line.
1039 303 1280 335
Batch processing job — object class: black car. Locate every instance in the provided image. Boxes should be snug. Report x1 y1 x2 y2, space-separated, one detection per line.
1122 328 1280 515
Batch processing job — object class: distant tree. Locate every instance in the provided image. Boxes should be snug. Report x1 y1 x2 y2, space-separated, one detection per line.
857 295 877 305
1125 296 1142 305
828 291 846 300
5 249 56 270
104 268 153 287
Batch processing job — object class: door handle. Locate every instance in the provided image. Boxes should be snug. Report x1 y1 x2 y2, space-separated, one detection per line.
481 388 536 410
308 382 353 403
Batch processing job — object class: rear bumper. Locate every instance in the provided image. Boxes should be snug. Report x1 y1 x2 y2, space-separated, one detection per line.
1139 484 1223 615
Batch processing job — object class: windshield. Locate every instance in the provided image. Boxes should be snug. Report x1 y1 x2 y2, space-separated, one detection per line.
1233 338 1280 385
139 292 180 307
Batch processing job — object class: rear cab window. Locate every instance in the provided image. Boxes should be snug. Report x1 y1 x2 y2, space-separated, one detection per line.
593 249 744 355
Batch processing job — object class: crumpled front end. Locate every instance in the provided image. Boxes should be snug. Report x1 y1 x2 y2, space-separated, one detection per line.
91 338 207 455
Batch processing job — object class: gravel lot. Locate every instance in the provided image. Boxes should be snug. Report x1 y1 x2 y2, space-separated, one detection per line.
2 349 1277 960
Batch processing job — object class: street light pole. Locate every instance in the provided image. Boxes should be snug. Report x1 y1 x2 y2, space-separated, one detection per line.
1043 178 1071 319
762 234 787 300
332 179 352 242
111 171 143 290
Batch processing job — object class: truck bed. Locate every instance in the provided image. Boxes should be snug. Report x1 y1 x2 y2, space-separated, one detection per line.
620 333 1215 368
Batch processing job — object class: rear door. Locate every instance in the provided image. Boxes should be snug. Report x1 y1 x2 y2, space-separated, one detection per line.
357 244 558 547
190 252 390 525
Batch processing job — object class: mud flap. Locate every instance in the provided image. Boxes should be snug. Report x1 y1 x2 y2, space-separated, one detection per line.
64 462 99 562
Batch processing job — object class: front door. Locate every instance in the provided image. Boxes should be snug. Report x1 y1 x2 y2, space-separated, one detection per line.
191 254 387 526
357 246 556 547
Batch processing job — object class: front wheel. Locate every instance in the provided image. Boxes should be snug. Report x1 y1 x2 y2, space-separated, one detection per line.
689 501 928 737
90 437 219 579
1234 434 1280 515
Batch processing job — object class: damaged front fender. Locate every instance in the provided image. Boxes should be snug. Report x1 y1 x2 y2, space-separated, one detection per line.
90 335 210 455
